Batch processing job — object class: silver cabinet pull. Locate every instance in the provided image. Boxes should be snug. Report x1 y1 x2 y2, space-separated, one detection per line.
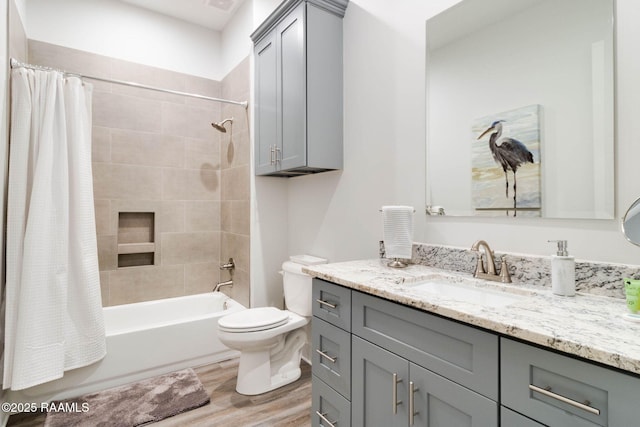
529 384 601 416
275 146 281 164
392 373 403 414
316 348 337 363
409 381 419 425
316 298 337 309
315 411 337 427
270 145 275 165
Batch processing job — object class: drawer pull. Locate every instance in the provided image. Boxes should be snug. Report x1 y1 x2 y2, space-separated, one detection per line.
392 373 403 414
315 411 337 427
529 384 601 416
409 381 419 426
316 299 337 309
316 349 337 363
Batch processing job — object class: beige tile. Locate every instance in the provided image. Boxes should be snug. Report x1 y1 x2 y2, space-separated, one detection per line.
184 75 222 109
222 127 250 169
229 267 250 308
221 56 250 100
108 265 185 305
161 101 217 140
185 137 221 170
93 91 162 132
162 168 220 201
159 201 185 233
93 163 163 200
111 129 184 168
230 200 250 235
110 59 186 103
92 126 111 163
221 165 250 201
99 271 110 307
221 232 249 273
185 262 221 295
185 201 220 232
94 199 111 236
97 235 117 271
161 232 220 265
28 41 112 91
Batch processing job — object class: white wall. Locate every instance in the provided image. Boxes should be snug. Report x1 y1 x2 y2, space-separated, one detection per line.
283 0 640 268
25 0 223 80
221 0 253 76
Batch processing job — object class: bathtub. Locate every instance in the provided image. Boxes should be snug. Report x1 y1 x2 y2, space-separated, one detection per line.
6 292 244 405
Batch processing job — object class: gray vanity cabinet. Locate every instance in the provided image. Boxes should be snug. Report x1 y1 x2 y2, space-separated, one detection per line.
311 279 352 427
352 336 497 427
501 338 640 427
351 292 498 427
252 0 346 177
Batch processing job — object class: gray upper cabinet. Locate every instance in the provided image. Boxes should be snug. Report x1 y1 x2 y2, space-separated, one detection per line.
251 0 347 177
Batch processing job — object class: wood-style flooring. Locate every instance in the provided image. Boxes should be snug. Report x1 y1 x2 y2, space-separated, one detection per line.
7 358 312 427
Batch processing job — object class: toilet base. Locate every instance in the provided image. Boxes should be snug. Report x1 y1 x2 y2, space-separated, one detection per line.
235 329 306 395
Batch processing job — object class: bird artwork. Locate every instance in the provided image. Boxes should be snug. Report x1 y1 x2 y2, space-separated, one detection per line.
472 105 541 217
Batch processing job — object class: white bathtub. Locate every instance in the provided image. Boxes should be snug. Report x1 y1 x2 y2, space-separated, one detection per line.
6 292 244 405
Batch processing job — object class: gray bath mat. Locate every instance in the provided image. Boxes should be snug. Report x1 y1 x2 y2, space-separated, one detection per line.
44 368 210 427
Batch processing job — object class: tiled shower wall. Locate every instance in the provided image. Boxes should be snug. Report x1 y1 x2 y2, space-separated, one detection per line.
27 41 250 307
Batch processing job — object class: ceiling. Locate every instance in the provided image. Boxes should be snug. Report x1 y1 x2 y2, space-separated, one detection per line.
120 0 246 31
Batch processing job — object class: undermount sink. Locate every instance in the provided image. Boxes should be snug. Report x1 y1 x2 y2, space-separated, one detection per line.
405 278 528 308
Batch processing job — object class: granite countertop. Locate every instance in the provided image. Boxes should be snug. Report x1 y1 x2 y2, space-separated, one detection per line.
302 259 640 376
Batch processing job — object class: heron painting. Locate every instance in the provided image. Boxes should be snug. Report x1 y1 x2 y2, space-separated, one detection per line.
472 105 541 217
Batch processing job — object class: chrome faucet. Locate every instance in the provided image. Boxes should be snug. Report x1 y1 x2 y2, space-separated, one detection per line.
470 240 512 283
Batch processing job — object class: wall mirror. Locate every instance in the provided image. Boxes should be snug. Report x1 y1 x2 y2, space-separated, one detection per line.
622 198 640 246
425 0 615 218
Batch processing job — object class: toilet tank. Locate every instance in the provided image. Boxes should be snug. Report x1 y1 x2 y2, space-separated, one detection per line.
282 255 327 316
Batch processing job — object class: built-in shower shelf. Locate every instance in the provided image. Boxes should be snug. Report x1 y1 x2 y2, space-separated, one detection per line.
116 211 158 268
117 242 156 255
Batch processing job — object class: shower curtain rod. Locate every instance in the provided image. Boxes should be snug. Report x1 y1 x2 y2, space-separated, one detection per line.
9 58 248 108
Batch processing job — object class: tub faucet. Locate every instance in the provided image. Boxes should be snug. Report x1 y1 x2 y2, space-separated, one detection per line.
214 280 233 292
470 240 512 283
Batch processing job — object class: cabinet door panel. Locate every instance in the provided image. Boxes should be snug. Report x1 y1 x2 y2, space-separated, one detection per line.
411 363 498 427
278 2 306 170
254 32 278 175
352 336 408 427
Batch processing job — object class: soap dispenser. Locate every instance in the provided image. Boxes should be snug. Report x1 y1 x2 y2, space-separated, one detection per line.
548 240 575 296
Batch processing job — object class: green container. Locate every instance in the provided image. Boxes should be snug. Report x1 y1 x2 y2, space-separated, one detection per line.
624 278 640 313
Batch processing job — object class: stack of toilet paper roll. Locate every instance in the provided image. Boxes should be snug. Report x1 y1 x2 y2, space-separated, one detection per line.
381 205 414 259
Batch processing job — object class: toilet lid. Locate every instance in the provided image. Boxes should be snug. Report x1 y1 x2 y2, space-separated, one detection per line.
218 307 290 332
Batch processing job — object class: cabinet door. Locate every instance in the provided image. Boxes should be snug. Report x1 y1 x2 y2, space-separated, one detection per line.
277 3 306 171
352 336 408 427
410 363 498 427
254 31 278 175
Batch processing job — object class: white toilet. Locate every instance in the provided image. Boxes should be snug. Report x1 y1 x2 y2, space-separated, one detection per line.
217 255 326 395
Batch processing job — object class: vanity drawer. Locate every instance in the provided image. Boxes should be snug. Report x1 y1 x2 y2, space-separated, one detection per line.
313 279 351 331
312 317 351 399
501 338 640 427
312 375 351 427
352 291 498 400
500 407 544 427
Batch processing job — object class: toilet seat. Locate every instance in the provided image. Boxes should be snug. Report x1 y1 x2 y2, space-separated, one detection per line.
218 307 290 333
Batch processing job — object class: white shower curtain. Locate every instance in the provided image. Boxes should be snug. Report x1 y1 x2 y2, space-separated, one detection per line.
3 67 106 390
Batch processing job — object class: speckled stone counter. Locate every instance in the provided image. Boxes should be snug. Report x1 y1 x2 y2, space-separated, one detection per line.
303 259 640 376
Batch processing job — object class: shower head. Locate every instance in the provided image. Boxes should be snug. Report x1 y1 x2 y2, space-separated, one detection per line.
211 118 233 133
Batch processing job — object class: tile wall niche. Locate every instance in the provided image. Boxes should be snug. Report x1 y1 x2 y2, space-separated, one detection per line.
27 41 250 307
